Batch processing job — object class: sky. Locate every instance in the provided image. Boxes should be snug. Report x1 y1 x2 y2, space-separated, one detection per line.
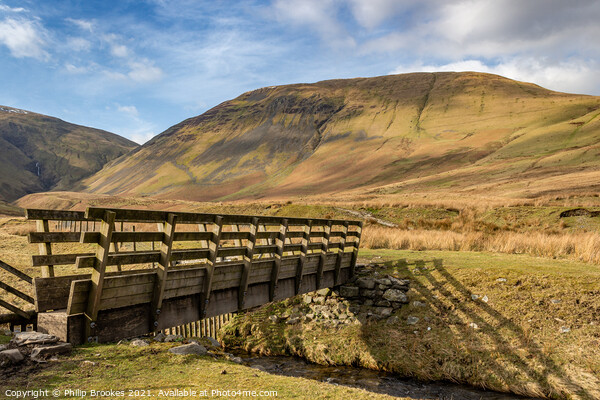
1 0 599 145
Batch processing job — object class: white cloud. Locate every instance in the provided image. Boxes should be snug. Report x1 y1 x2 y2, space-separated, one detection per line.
0 4 26 13
66 18 93 32
347 0 409 29
116 104 139 117
127 60 163 82
129 130 156 145
66 37 91 52
110 43 129 58
64 63 88 74
0 17 48 60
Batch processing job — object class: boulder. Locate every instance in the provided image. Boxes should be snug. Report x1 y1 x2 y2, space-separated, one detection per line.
30 343 72 359
206 337 221 348
376 307 393 317
383 289 408 303
164 334 183 342
340 286 359 298
153 332 166 342
316 288 332 297
412 301 426 307
303 295 313 304
0 349 24 366
131 339 149 347
13 332 59 346
406 316 419 325
356 278 375 289
168 343 207 356
375 278 392 286
386 316 399 325
360 289 377 298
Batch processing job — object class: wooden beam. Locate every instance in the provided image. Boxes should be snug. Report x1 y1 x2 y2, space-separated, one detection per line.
270 218 288 301
85 210 115 341
334 221 348 285
0 299 31 319
199 216 223 319
26 209 88 221
150 213 177 331
350 221 363 277
0 281 34 304
238 217 258 309
36 219 54 277
0 259 32 284
317 221 332 289
295 220 312 294
29 232 81 243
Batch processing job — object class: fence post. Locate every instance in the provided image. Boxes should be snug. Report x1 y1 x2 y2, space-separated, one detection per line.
270 218 288 301
36 219 54 278
150 213 177 331
85 210 115 342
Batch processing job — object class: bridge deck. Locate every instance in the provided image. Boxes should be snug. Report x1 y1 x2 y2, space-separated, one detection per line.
23 207 362 344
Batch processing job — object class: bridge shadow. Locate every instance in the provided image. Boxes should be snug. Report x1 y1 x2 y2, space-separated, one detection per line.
361 258 598 400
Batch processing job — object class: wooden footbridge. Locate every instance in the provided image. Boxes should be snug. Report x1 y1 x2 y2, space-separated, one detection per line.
0 207 362 344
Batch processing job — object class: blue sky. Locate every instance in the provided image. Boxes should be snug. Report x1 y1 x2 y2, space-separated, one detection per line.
1 0 599 144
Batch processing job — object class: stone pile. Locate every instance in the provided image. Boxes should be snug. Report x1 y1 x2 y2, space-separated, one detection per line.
0 331 72 367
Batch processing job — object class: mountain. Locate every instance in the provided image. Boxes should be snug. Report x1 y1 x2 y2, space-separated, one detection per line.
0 106 137 202
81 72 600 200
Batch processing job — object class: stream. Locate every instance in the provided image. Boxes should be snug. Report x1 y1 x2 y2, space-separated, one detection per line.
231 350 541 400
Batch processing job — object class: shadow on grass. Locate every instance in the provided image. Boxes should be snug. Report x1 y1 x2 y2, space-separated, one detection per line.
377 257 595 399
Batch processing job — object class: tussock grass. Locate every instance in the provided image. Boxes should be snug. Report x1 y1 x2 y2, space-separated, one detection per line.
362 226 600 264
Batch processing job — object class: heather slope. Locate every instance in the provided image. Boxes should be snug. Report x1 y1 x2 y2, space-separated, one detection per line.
0 106 137 202
81 72 600 200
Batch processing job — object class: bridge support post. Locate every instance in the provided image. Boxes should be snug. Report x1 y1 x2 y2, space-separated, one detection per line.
199 216 223 319
36 219 55 278
238 217 258 309
270 218 288 301
84 210 115 342
317 221 331 289
334 221 348 286
295 220 312 294
350 221 363 277
150 213 177 331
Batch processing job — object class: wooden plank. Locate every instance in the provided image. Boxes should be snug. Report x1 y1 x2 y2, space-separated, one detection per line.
0 281 34 304
317 221 332 289
33 253 94 267
150 213 177 330
81 231 165 244
334 222 348 285
67 280 90 315
0 259 32 284
295 220 312 294
350 221 363 277
199 216 223 319
86 210 115 339
0 298 30 319
270 218 287 301
26 209 88 221
256 231 279 240
29 232 81 243
238 217 258 309
36 219 54 277
254 244 277 254
173 231 213 242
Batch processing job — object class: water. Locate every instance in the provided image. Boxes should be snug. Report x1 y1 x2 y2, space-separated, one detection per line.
233 351 541 400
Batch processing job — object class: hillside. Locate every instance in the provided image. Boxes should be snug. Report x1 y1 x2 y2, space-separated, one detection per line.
0 106 137 202
80 72 600 201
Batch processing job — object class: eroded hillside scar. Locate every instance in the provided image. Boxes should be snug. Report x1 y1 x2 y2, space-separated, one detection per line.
415 73 437 133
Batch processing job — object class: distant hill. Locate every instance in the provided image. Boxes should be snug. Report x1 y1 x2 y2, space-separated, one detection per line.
0 106 137 202
80 72 600 200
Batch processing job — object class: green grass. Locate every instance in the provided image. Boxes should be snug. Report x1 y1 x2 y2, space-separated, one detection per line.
0 340 400 400
223 249 600 399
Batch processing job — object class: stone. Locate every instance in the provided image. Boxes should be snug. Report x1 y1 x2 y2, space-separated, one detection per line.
383 289 408 303
496 278 507 283
386 316 399 325
550 299 562 304
268 315 279 323
0 349 24 366
482 295 489 303
375 278 392 286
303 295 313 304
168 343 207 356
286 317 300 325
360 289 376 298
206 337 221 348
413 301 426 307
13 332 59 346
374 300 391 307
164 334 183 343
376 307 393 317
81 360 97 367
30 343 72 359
471 294 480 300
356 278 375 289
363 299 374 306
560 326 571 333
227 354 243 364
469 322 479 330
406 316 419 325
153 332 166 342
340 286 359 298
0 344 6 351
316 288 332 297
131 339 149 347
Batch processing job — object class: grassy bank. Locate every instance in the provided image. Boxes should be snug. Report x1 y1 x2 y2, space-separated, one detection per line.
221 249 600 400
0 336 401 400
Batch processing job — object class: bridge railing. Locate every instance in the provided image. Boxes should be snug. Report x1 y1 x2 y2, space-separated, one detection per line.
26 207 362 343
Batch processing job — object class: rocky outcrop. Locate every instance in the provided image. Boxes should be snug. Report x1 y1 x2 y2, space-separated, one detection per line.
0 331 72 367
